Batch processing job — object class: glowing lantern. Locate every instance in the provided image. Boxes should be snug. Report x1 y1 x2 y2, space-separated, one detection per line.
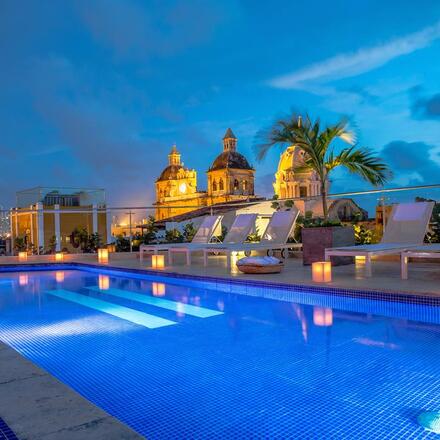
312 261 332 283
98 248 109 264
152 282 166 296
55 252 64 262
18 251 27 261
99 274 110 290
313 307 333 326
19 274 28 286
107 244 116 253
151 254 165 269
55 271 65 283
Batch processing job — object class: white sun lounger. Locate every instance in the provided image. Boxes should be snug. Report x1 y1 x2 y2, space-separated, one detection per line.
401 243 440 279
211 209 302 265
139 215 222 264
169 213 257 267
168 214 257 266
325 201 435 277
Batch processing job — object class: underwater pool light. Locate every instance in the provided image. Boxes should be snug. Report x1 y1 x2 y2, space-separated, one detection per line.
418 411 440 433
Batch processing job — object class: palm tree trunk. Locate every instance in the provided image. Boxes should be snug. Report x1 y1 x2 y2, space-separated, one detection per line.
321 182 328 220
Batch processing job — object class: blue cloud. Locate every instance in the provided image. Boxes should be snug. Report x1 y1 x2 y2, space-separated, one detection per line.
412 93 440 119
381 140 440 185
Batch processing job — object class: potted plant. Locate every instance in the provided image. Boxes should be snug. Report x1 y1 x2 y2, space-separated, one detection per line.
257 113 390 264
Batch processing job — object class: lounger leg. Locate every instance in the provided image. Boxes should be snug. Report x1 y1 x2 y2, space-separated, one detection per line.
324 251 330 262
168 250 173 266
365 255 372 277
226 251 231 270
203 250 208 267
401 255 408 280
186 250 191 266
140 250 143 262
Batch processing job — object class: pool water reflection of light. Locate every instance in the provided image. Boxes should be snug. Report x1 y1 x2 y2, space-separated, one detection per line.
0 268 440 439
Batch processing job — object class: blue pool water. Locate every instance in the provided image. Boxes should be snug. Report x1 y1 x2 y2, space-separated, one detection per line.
0 267 440 439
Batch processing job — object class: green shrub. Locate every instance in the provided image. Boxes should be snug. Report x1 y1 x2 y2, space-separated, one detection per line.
165 228 183 243
183 222 197 242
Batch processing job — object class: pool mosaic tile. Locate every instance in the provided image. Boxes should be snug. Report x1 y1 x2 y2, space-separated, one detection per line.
0 267 440 438
0 418 18 440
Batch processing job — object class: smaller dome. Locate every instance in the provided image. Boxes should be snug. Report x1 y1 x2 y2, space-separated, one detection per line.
157 165 188 182
278 145 308 172
209 151 254 171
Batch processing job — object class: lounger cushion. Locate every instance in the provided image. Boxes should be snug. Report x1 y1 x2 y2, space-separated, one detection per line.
236 256 283 274
237 256 281 266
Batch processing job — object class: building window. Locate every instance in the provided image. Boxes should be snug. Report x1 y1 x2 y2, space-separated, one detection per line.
299 186 307 198
234 179 239 191
212 180 217 192
219 179 224 191
242 180 248 191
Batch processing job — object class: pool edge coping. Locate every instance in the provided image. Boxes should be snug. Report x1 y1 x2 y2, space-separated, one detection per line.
1 261 439 306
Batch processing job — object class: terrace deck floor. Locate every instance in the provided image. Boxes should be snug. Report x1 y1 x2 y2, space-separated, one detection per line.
99 252 440 298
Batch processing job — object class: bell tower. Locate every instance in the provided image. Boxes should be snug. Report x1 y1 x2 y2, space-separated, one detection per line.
223 128 237 152
168 144 181 166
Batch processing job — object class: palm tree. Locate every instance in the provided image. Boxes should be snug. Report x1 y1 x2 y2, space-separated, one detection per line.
256 114 390 220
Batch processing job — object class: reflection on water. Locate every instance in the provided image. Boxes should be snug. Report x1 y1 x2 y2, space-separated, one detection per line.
152 282 166 296
56 271 65 283
217 299 225 312
19 274 28 286
354 337 400 350
176 302 185 318
98 274 110 290
292 304 309 343
313 307 333 327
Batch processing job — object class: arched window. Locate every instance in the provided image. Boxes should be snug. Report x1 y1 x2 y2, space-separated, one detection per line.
212 180 217 192
242 180 248 191
234 179 239 191
219 178 224 191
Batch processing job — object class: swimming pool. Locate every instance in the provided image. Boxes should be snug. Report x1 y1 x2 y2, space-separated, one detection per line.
0 265 439 439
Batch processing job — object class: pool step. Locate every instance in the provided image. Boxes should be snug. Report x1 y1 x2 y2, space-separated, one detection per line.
45 289 177 329
88 286 223 318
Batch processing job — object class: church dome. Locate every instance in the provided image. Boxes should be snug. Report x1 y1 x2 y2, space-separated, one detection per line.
156 144 193 182
209 151 253 171
157 164 189 182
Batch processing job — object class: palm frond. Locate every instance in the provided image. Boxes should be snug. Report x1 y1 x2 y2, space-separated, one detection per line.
254 113 303 161
328 147 391 186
